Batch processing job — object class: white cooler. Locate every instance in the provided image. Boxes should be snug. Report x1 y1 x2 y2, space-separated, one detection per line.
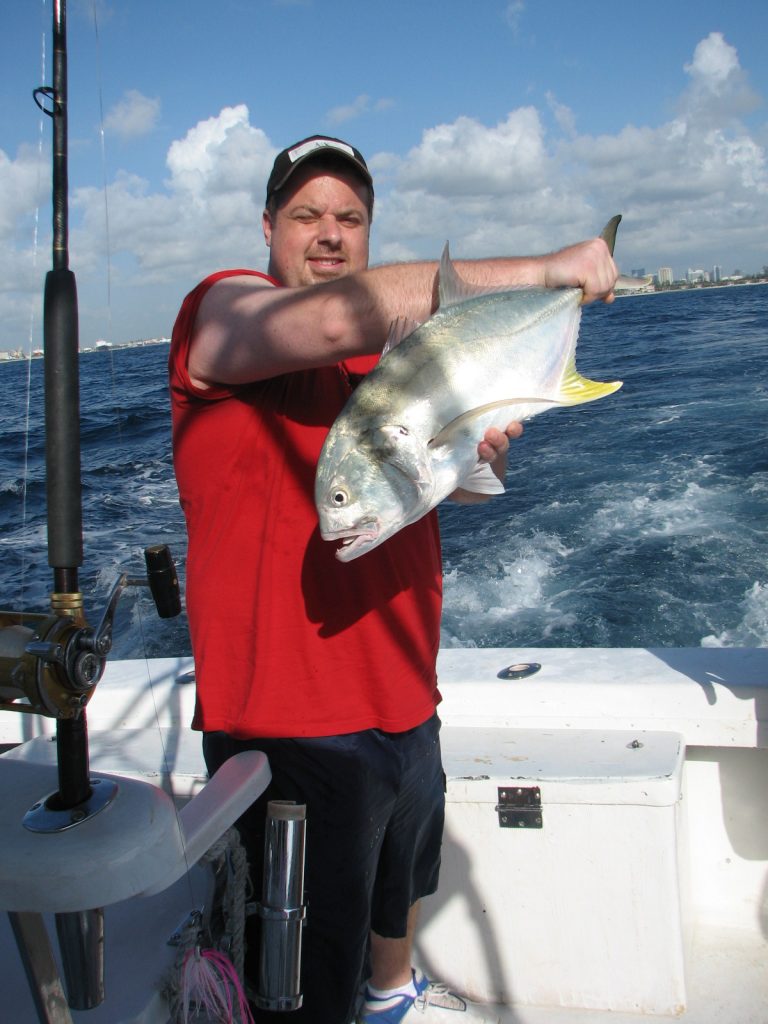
417 727 688 1015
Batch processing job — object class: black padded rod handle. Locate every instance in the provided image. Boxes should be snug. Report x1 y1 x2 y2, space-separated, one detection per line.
144 544 181 619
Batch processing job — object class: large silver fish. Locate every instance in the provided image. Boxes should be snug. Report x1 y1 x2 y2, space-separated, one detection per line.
316 216 631 562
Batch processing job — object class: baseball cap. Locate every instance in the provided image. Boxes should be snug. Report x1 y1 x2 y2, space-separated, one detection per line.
265 135 373 203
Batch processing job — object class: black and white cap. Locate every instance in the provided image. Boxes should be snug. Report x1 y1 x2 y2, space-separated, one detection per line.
265 135 373 203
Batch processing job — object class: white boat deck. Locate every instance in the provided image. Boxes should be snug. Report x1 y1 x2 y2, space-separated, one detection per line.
2 647 766 1023
4 646 766 748
490 924 766 1022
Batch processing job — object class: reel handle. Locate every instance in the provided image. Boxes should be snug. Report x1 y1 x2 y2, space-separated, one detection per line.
144 545 181 619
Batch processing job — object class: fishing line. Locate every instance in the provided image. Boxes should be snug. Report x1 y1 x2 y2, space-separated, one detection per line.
88 0 174 708
88 0 126 473
90 0 115 357
16 4 51 621
86 0 203 926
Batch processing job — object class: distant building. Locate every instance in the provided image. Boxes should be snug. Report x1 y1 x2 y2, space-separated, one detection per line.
712 265 721 284
687 268 708 285
658 267 674 286
631 267 646 278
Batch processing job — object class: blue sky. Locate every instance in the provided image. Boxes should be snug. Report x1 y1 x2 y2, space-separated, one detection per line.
2 0 767 348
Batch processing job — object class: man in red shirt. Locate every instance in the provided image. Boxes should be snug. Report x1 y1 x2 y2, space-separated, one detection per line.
170 135 618 1023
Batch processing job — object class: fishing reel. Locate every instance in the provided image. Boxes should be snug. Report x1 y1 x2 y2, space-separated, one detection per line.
0 544 180 720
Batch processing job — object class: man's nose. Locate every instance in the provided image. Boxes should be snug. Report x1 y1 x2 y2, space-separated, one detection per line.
317 214 342 245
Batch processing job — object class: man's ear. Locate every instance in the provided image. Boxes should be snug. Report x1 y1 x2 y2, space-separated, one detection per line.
262 209 273 248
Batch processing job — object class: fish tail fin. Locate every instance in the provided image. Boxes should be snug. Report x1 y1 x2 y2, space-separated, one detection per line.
558 357 622 405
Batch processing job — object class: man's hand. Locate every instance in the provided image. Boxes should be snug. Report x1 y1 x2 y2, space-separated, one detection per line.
478 422 524 467
542 237 619 305
450 421 524 505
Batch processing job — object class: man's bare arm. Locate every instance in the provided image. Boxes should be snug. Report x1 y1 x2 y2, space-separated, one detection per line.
188 238 617 388
188 261 439 388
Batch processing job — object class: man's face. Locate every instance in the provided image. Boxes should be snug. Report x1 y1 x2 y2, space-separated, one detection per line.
263 164 371 288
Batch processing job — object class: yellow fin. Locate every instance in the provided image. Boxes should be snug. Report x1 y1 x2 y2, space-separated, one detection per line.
558 357 622 406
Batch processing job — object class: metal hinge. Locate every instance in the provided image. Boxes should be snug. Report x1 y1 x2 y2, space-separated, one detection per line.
496 785 542 828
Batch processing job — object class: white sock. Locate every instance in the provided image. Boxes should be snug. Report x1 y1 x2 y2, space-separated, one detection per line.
365 971 418 1001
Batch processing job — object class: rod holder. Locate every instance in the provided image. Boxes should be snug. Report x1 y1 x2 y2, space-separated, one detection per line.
55 908 105 1010
253 800 307 1012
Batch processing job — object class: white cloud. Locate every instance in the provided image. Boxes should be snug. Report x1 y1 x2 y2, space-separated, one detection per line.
0 145 47 242
0 145 50 347
685 32 740 88
83 105 278 282
680 31 760 126
326 94 394 125
373 106 601 259
398 109 549 197
0 104 279 348
546 92 577 138
326 94 371 125
165 105 269 198
104 90 160 141
2 32 766 350
370 31 766 276
504 1 525 34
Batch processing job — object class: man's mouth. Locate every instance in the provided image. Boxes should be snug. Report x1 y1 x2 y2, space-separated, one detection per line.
307 255 345 273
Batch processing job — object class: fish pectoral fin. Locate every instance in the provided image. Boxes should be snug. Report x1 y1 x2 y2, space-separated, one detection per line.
428 399 555 448
457 460 505 496
371 425 435 499
615 273 653 292
558 357 623 406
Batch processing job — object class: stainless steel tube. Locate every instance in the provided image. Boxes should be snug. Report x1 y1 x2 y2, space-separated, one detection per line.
253 800 307 1011
54 908 105 1010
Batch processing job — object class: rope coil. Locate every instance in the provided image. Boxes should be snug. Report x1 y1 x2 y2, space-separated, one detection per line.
163 827 254 1024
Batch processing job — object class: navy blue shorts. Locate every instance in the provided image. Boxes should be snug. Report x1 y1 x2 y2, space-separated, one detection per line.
203 714 445 1024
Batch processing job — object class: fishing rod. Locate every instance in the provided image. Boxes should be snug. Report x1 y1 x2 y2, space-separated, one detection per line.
21 0 181 814
2 7 304 1018
0 1 180 1015
39 0 89 810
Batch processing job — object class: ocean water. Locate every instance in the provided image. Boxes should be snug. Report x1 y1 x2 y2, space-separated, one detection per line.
1 285 766 658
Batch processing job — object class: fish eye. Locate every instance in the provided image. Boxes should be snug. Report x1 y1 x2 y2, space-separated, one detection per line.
331 489 349 507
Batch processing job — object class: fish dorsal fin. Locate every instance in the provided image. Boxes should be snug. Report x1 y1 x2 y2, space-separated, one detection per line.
557 356 623 405
437 243 517 309
600 215 622 256
598 216 653 291
382 316 421 358
429 398 556 449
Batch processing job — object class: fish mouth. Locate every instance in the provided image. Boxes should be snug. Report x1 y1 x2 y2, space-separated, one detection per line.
322 524 380 562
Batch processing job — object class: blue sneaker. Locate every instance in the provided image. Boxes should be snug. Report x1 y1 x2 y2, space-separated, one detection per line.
356 969 499 1022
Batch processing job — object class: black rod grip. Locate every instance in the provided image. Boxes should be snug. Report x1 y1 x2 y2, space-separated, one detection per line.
56 714 91 809
144 545 181 619
44 267 83 571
